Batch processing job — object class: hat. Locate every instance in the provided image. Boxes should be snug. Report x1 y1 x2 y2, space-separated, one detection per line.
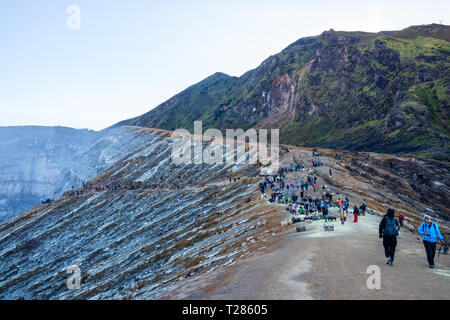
424 214 431 220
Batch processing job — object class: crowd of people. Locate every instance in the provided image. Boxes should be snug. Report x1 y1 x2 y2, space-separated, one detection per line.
258 152 448 269
47 150 448 270
257 158 369 226
40 198 54 204
64 181 184 198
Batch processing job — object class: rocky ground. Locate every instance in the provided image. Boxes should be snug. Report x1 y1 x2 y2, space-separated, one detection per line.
186 213 449 300
0 126 155 222
163 145 450 300
0 128 448 299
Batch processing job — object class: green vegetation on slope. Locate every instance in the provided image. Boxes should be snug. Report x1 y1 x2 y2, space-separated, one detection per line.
112 24 450 162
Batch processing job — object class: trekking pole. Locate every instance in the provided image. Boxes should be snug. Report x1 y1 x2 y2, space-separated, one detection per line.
438 240 447 258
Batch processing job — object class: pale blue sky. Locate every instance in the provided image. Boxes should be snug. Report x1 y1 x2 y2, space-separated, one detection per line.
0 0 448 130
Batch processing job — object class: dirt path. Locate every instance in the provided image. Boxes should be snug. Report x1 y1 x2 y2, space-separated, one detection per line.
194 213 450 299
190 151 450 300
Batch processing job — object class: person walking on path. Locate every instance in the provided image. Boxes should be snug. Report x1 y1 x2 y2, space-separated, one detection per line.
379 208 399 267
322 202 329 221
398 213 404 228
418 215 444 268
343 197 349 214
340 206 347 225
353 205 359 223
360 200 367 216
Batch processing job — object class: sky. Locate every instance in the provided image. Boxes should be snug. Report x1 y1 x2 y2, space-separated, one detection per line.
0 0 449 131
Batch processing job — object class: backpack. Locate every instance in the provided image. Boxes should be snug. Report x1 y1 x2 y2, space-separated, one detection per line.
384 217 398 236
422 222 437 234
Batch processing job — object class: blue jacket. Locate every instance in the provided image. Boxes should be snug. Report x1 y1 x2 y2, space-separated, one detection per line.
418 222 444 243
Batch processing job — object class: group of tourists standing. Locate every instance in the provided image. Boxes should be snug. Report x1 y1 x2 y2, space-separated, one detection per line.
261 152 447 270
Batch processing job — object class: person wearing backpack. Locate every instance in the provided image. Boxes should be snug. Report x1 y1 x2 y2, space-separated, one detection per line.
418 215 444 268
379 208 399 267
322 202 328 221
360 200 367 216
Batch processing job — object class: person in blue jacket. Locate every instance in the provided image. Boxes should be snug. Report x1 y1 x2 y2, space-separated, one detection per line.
418 215 444 268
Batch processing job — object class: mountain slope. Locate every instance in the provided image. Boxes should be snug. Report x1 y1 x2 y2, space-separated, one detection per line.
0 127 278 299
0 127 448 299
0 126 154 222
112 24 450 161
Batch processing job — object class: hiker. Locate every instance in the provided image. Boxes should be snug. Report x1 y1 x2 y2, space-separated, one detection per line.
418 215 444 268
343 197 349 214
398 213 404 228
291 204 296 214
329 168 332 176
340 202 347 224
353 211 358 222
322 202 329 221
379 208 399 267
317 200 322 213
353 205 358 222
360 200 367 215
340 210 346 224
259 182 265 195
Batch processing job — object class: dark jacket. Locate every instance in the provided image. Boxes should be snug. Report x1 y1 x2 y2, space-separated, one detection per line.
379 215 399 237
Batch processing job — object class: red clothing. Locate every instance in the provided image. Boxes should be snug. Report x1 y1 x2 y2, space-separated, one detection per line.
354 212 358 222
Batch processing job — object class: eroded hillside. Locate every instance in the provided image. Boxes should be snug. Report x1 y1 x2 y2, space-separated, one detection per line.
0 127 448 299
112 24 450 161
0 126 155 222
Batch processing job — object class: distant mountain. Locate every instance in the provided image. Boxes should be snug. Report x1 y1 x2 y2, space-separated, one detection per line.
112 24 450 161
0 126 153 222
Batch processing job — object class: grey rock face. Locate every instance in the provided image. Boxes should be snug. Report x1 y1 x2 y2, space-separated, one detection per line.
0 128 269 300
0 126 152 222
